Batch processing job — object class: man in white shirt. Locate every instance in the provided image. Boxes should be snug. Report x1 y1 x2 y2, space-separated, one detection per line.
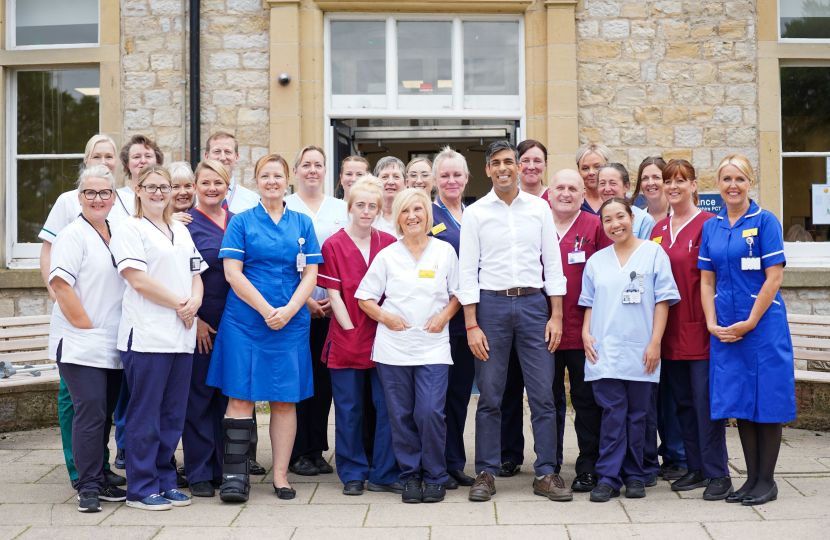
458 140 572 503
204 132 260 214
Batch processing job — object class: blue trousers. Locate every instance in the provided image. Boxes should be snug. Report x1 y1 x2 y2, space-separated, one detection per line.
444 335 476 471
330 367 400 485
593 378 652 491
182 348 227 484
663 359 729 479
476 292 558 476
121 334 192 501
644 374 688 473
376 362 449 485
113 373 129 449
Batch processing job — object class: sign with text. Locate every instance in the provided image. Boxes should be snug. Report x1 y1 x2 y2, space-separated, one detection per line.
697 193 724 214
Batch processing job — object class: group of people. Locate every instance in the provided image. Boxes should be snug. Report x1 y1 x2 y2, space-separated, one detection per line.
44 130 796 513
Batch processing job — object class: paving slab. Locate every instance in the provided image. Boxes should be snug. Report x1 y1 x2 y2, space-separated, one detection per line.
704 519 830 540
102 501 244 527
620 498 762 523
14 450 67 465
8 463 57 483
750 493 829 520
154 526 295 540
243 482 315 504
35 465 71 484
0 449 32 464
293 527 431 540
0 483 75 504
495 500 629 525
0 504 53 526
728 457 830 475
308 482 404 504
0 526 28 540
675 478 802 499
365 502 496 527
17 526 159 539
568 522 712 540
51 501 122 525
431 524 569 540
785 476 830 497
234 503 369 528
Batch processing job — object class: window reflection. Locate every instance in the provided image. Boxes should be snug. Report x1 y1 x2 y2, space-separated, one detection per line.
780 67 830 153
331 22 386 95
780 0 830 39
463 22 519 96
397 22 452 96
15 0 98 47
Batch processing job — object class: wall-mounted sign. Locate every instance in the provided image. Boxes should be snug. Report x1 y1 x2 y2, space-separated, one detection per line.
698 193 723 214
812 184 830 225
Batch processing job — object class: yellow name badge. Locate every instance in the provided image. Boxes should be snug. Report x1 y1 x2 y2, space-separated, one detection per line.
430 223 447 235
653 237 662 244
419 270 435 279
742 228 758 238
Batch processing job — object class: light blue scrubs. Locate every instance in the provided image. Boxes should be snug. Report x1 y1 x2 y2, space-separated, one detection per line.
632 206 656 241
579 241 680 382
698 201 795 423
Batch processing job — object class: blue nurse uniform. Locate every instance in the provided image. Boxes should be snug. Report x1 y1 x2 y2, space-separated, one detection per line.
698 201 796 423
207 202 323 403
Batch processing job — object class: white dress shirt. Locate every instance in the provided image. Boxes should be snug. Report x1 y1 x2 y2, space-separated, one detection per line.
457 188 566 305
226 176 260 214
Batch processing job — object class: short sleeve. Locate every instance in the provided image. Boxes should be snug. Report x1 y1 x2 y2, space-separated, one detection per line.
48 227 84 287
445 244 460 297
653 247 681 306
219 214 246 261
759 212 786 268
301 216 323 265
697 221 715 272
317 237 341 291
39 192 75 242
111 221 148 274
355 252 388 303
638 212 656 240
578 258 596 308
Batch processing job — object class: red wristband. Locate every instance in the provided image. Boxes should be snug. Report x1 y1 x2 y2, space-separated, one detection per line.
466 325 479 331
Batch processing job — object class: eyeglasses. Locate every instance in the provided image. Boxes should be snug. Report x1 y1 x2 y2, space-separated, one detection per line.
139 184 173 194
81 189 114 200
408 172 431 179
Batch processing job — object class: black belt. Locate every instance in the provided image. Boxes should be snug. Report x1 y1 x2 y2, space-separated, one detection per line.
483 288 542 297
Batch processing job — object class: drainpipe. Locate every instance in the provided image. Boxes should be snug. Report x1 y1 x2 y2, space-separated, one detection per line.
181 0 187 162
189 0 201 166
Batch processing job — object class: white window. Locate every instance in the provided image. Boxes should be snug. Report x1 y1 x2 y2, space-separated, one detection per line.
780 63 830 266
8 0 100 49
325 14 524 116
779 0 830 41
6 68 100 266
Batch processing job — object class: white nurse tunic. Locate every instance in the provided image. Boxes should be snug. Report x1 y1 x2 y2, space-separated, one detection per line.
39 188 134 243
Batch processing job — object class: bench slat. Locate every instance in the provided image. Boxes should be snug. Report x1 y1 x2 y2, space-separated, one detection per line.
0 337 49 353
795 369 830 383
792 336 830 350
0 326 51 340
788 314 830 326
789 325 830 338
794 349 830 363
0 350 51 364
0 315 51 328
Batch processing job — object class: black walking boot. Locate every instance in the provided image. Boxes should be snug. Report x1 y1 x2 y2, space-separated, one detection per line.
220 417 254 503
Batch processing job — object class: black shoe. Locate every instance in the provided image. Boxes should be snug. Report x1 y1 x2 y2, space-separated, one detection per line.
114 448 126 470
311 455 333 474
662 463 688 481
249 460 267 476
500 461 521 477
444 475 458 490
571 472 598 492
343 480 364 495
645 474 658 487
103 468 126 487
423 483 445 503
190 480 216 497
741 482 778 506
402 477 423 503
210 476 224 489
703 476 733 501
448 469 475 487
624 480 646 498
289 456 319 476
177 466 186 476
98 484 127 502
78 492 101 513
367 481 404 494
726 484 753 504
671 470 709 492
176 470 189 488
589 482 620 502
274 485 296 500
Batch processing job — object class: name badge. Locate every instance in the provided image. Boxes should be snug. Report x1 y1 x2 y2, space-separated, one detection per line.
431 223 447 235
190 257 201 272
419 270 435 278
653 237 662 244
568 251 586 264
623 291 642 304
297 237 306 272
742 228 758 238
741 257 761 271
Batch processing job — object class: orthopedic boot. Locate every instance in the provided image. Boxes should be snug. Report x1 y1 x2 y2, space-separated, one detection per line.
220 417 254 503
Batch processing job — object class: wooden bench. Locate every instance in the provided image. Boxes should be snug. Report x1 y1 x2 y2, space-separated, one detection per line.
788 314 830 430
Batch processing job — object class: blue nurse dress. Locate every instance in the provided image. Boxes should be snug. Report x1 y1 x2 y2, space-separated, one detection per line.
698 201 796 423
206 202 323 403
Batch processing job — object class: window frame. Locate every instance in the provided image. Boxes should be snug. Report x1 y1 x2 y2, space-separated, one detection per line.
6 0 101 51
777 0 830 43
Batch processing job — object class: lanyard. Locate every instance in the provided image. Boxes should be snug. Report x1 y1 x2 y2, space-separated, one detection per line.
436 198 463 229
80 215 116 268
227 182 237 209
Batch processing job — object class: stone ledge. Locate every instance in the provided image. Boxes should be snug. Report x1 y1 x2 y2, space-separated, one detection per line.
313 0 533 13
782 267 830 289
0 380 59 433
0 270 46 290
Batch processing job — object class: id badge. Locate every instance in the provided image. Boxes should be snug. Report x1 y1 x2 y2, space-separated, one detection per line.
296 252 306 272
623 290 641 304
568 251 586 264
190 257 201 272
741 257 761 271
419 270 435 278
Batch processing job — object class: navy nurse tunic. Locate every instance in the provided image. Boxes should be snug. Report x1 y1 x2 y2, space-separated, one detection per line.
207 202 323 403
698 201 796 423
188 208 234 329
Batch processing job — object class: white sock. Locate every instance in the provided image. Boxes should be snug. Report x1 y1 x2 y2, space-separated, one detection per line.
536 475 545 480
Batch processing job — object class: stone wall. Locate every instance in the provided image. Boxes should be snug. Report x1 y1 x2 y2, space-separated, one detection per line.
575 0 758 192
121 0 270 187
0 289 53 318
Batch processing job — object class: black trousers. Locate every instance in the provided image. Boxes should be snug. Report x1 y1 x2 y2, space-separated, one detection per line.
291 317 333 460
553 348 602 475
444 335 476 471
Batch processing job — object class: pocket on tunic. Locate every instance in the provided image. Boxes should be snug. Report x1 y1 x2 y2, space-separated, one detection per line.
621 340 649 375
135 315 181 351
61 328 109 366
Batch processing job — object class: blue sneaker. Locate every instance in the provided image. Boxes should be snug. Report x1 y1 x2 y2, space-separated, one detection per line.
161 489 192 507
125 494 172 511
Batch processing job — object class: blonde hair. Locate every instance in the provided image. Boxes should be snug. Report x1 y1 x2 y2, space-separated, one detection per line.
83 134 118 165
347 175 383 213
432 145 470 178
392 188 433 237
406 157 433 175
134 165 174 223
167 161 195 185
293 145 326 170
194 159 230 185
76 164 115 191
575 142 612 167
717 153 755 184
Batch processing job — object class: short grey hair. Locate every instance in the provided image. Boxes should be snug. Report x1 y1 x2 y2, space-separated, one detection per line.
484 140 517 168
166 161 195 184
597 162 630 187
432 145 470 178
373 156 405 177
77 164 115 191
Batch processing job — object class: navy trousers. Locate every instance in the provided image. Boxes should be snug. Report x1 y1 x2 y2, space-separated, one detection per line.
182 348 227 484
663 359 729 479
376 362 449 485
56 342 122 494
113 373 129 449
593 378 652 491
330 367 400 485
444 335 476 471
292 317 332 460
475 292 558 477
553 349 602 476
121 333 193 501
644 374 688 473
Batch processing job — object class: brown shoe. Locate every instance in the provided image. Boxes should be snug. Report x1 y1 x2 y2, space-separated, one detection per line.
468 472 496 502
533 473 573 501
